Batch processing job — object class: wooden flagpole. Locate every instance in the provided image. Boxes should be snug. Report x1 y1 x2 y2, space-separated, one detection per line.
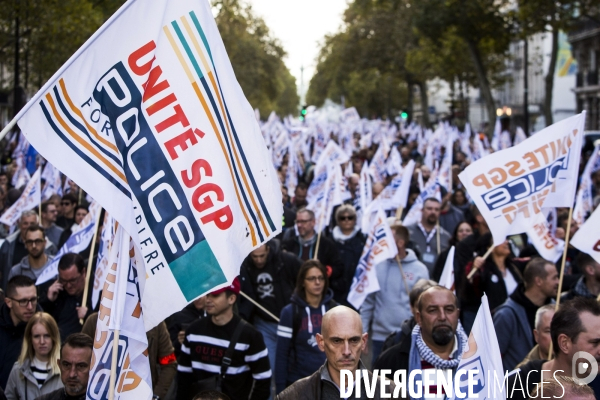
396 255 411 298
239 291 280 322
436 220 441 255
467 245 495 280
79 209 103 324
395 206 403 222
548 207 574 360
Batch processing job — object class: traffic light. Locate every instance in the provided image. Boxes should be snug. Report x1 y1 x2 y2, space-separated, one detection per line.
400 111 408 120
299 105 307 121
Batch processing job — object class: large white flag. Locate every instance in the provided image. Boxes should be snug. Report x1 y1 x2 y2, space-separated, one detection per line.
92 212 117 309
372 160 415 212
14 0 282 329
41 161 63 201
402 177 442 226
87 226 153 400
36 201 102 285
571 205 600 264
459 112 585 246
525 217 564 262
0 168 41 227
347 207 397 309
308 163 343 232
447 294 506 400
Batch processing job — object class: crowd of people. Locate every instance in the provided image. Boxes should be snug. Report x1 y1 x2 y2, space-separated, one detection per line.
0 120 600 400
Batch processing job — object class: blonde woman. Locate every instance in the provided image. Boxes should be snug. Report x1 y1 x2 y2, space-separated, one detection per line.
5 312 63 400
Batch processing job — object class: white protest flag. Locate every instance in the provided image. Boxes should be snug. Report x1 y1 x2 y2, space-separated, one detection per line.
36 201 102 285
41 161 63 200
284 144 299 195
385 145 402 177
471 132 488 162
514 127 527 146
491 118 501 151
11 155 31 190
307 140 350 204
439 246 455 292
359 161 372 213
92 212 117 309
439 132 455 190
340 107 360 123
373 160 415 211
573 144 600 225
368 139 390 183
402 178 442 226
87 225 153 400
571 205 600 264
347 207 397 309
525 219 564 262
308 163 343 233
272 128 290 169
447 294 505 400
12 0 282 329
459 112 586 246
0 168 41 227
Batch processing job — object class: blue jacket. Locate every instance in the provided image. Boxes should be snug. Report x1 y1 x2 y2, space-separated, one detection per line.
275 290 336 394
493 298 534 372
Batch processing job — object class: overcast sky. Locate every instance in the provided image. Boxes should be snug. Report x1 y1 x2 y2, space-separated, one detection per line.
247 0 348 100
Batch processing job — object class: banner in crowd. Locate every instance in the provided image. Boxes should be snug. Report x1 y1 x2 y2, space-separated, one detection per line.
402 177 441 226
36 201 102 285
87 225 153 399
347 207 397 309
447 294 505 400
0 168 40 227
15 0 282 329
371 160 415 212
92 212 117 309
459 112 586 246
525 218 564 262
571 204 600 264
41 161 63 200
573 144 600 225
439 246 455 292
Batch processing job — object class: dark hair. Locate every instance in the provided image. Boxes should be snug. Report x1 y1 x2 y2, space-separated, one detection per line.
25 225 45 238
295 182 308 192
423 197 440 207
523 257 552 289
450 188 467 206
551 298 600 354
449 221 472 246
576 252 598 274
294 260 329 301
61 333 93 358
6 275 36 298
192 390 231 400
41 201 55 214
74 205 89 214
58 253 85 274
393 225 410 243
61 193 78 205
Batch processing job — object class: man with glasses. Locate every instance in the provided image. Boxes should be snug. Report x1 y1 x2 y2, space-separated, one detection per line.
56 194 77 230
0 275 38 388
8 225 55 282
40 253 93 341
282 208 344 301
36 333 93 400
40 201 64 248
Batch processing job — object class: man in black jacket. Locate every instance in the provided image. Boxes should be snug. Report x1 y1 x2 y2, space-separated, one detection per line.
0 276 38 388
561 252 600 301
239 239 301 371
281 208 344 301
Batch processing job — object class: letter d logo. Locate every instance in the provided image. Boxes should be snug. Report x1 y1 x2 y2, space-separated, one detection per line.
572 351 598 385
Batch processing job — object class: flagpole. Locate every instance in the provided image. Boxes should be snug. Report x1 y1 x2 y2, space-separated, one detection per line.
467 245 495 280
239 291 280 323
108 329 120 400
395 255 411 297
548 207 574 360
436 220 441 255
395 206 403 221
79 209 103 324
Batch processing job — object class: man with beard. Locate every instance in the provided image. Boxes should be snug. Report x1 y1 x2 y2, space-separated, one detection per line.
373 286 468 399
506 298 600 400
493 257 559 372
277 306 395 399
36 333 93 400
406 198 451 274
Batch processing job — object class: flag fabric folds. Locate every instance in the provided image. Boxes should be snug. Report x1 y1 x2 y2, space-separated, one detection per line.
87 225 153 400
92 212 117 309
439 246 455 292
0 168 41 227
459 112 586 246
571 204 600 264
347 207 397 309
15 0 282 329
447 294 506 400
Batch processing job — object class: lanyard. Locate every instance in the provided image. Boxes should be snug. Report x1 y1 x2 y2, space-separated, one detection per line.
418 222 437 253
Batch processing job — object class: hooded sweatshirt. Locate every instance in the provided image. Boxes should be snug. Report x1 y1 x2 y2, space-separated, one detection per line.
275 289 336 394
360 249 429 341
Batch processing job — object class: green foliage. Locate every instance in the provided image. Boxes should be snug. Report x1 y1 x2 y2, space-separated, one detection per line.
0 0 297 117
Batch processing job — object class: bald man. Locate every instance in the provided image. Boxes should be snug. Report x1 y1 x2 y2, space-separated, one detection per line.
277 306 395 399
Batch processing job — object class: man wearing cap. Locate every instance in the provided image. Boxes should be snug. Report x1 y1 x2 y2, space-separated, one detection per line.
177 277 272 400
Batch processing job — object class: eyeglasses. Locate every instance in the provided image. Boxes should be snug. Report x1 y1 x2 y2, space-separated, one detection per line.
305 276 325 282
25 239 45 246
339 216 355 221
8 296 38 307
296 219 313 225
59 275 82 286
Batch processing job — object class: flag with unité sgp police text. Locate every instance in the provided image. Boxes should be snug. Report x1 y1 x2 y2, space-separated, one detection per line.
15 0 282 329
458 112 585 246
